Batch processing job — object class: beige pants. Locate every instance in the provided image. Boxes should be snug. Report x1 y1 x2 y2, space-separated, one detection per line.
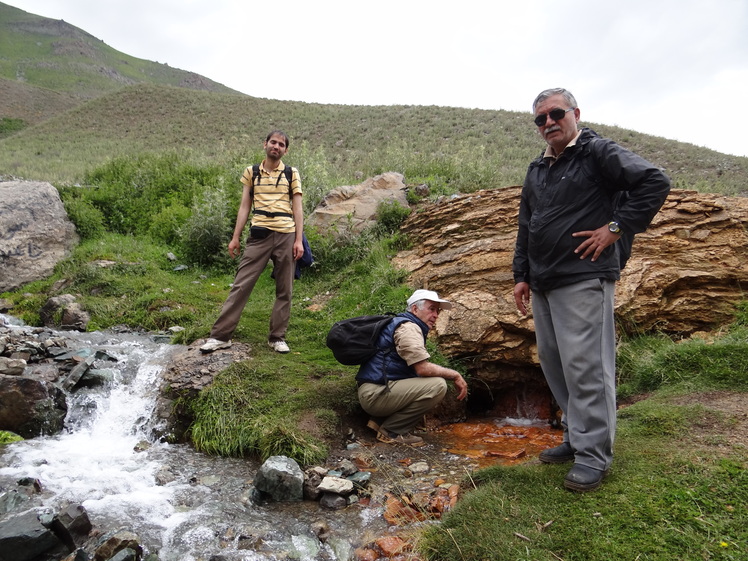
209 231 295 342
358 377 447 435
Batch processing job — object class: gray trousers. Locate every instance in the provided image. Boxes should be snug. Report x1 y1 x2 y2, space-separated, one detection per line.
209 231 295 343
532 278 617 471
358 377 447 435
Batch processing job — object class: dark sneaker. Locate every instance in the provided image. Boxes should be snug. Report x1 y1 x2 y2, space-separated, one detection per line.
200 338 231 353
539 442 575 464
564 464 605 492
377 430 425 447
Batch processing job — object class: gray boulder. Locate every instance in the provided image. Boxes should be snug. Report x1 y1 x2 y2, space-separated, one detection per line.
0 181 79 292
0 375 67 437
0 510 66 561
252 455 304 502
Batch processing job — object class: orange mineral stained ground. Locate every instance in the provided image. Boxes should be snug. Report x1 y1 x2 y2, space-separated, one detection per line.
430 420 564 467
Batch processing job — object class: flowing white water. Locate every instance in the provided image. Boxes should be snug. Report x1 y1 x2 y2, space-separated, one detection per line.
0 321 383 560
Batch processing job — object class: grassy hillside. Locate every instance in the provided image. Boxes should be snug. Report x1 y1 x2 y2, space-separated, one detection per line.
0 0 239 138
2 82 747 195
1 1 746 195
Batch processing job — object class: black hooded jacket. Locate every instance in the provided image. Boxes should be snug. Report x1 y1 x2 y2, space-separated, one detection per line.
513 128 671 292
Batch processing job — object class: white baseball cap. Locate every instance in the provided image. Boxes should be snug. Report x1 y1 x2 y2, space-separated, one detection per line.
406 289 453 310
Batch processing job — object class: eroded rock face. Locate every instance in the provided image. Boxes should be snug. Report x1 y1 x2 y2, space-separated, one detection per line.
393 187 748 373
0 181 79 293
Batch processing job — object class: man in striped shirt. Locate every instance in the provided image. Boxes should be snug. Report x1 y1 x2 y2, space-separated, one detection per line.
201 130 304 354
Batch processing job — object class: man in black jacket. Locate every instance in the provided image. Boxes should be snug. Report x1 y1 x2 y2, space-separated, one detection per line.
512 88 670 492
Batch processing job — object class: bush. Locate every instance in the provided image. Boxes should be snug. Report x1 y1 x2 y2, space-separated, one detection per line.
149 202 192 246
374 199 411 236
0 117 27 138
82 153 227 236
178 187 233 267
62 197 106 240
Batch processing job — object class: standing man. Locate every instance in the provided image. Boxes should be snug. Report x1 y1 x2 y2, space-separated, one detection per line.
512 88 670 491
201 130 303 354
357 289 469 446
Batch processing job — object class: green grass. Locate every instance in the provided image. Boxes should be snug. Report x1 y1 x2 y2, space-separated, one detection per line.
416 323 748 561
418 436 746 561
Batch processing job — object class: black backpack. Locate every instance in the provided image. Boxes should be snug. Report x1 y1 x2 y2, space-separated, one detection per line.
250 164 314 276
326 314 396 365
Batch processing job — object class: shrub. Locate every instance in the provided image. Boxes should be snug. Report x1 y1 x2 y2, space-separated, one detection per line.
0 117 27 138
178 187 233 267
149 202 192 246
374 199 411 236
61 197 106 240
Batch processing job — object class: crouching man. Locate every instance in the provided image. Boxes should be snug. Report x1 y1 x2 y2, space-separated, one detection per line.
356 289 468 446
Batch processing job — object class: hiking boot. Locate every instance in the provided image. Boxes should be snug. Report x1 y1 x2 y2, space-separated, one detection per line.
377 430 425 447
539 442 575 464
268 340 290 353
200 338 231 353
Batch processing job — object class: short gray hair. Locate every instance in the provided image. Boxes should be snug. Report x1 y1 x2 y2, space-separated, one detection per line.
532 88 578 113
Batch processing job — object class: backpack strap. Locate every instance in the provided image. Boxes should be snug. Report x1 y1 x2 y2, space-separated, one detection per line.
250 163 294 201
250 163 296 219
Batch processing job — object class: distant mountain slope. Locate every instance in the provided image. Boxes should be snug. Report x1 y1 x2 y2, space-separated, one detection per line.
2 82 746 196
0 2 239 109
0 76 79 126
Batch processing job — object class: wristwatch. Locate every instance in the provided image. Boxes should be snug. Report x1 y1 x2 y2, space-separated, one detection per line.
608 221 623 235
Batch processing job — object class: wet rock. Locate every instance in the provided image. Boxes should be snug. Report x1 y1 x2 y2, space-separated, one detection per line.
347 470 372 490
328 535 355 561
61 549 89 561
0 357 25 375
252 456 304 502
93 530 142 561
0 509 66 561
40 295 89 332
303 467 325 501
319 492 347 510
56 504 92 547
0 491 29 516
337 458 358 476
375 535 409 557
108 548 139 561
310 520 330 542
0 375 67 437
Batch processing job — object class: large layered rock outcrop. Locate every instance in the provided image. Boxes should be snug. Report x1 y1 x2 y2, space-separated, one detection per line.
393 187 748 376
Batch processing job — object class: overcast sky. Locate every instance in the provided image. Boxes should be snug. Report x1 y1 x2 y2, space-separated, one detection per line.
6 0 748 157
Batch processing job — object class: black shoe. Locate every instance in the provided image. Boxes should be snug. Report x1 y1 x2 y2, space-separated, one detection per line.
539 442 575 464
564 464 604 492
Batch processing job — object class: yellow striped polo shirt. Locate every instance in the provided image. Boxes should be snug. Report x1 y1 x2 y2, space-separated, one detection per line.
240 161 302 233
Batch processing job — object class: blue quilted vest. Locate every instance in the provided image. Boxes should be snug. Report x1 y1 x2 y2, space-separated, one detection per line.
355 312 429 385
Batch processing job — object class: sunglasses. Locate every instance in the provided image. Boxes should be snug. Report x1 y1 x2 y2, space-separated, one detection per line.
534 107 574 127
